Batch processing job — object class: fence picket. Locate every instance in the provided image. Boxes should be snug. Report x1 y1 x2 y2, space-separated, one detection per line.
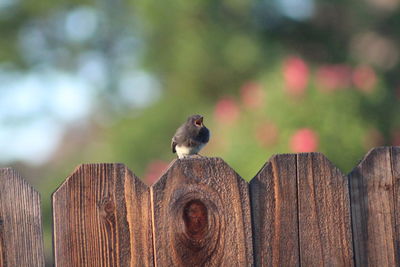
150 158 253 266
0 168 45 267
250 154 299 266
349 147 399 266
52 163 153 266
251 153 353 267
297 153 353 266
391 147 400 266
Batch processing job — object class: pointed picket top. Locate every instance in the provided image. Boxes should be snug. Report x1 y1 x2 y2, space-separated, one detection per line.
349 146 392 180
0 168 45 267
52 163 153 267
0 167 38 192
151 157 249 189
349 146 400 266
151 157 253 266
251 152 353 267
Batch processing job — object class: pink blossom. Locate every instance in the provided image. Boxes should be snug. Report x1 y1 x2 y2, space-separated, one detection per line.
240 82 265 109
283 56 309 96
255 122 278 147
352 66 377 93
143 160 169 185
214 97 239 124
290 128 319 152
316 64 352 91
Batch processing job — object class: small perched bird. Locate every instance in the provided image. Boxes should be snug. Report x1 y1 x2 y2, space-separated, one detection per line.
171 115 210 159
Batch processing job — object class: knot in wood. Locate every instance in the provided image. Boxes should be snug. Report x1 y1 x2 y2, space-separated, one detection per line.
168 186 222 261
98 197 115 218
183 199 208 240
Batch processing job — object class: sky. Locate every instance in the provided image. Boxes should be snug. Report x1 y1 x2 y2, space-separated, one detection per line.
0 66 160 165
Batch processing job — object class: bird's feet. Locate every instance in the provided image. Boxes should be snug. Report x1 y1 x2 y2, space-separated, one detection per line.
189 154 204 158
178 153 204 159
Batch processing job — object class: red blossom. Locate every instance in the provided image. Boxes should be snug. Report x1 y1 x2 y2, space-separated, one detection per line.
255 122 278 147
290 128 319 152
316 64 352 91
283 56 309 96
143 160 169 185
214 97 240 124
352 66 377 93
240 82 265 109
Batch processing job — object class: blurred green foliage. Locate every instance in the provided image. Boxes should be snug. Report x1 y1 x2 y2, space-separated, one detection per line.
2 0 400 264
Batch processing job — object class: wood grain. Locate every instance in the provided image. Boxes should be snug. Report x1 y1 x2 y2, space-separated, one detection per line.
391 146 400 266
250 154 299 267
0 168 45 267
151 158 253 266
349 147 399 266
52 163 153 267
297 153 353 266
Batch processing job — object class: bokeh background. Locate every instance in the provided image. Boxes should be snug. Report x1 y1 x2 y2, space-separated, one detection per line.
1 0 400 264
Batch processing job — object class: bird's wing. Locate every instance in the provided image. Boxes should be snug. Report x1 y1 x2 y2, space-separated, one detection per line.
171 125 188 153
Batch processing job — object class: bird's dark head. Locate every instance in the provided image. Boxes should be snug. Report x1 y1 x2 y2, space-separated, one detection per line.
187 114 204 128
182 114 210 144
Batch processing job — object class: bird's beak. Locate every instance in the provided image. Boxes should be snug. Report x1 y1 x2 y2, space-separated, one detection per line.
195 117 203 126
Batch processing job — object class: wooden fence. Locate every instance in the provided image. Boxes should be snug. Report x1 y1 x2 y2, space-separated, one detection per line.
0 146 399 266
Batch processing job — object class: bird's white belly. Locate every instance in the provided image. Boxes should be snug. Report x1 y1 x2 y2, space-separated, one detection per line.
176 144 204 159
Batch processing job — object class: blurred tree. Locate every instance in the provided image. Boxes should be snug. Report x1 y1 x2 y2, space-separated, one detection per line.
123 0 400 176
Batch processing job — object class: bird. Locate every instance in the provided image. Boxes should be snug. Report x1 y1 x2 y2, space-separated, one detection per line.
171 115 210 159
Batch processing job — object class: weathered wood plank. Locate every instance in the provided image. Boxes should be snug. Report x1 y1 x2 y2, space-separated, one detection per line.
52 163 153 267
297 153 353 266
151 158 253 266
0 168 45 267
250 154 299 267
349 147 399 266
391 146 400 265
